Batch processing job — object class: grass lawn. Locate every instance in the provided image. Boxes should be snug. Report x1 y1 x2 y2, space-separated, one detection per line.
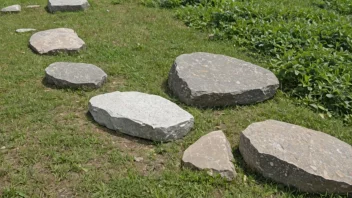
0 0 351 197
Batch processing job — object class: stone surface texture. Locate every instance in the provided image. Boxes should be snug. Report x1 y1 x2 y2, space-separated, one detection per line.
168 52 279 107
48 0 90 13
89 91 194 141
1 5 21 13
45 62 107 89
29 28 85 54
239 120 352 193
182 130 236 180
16 28 36 33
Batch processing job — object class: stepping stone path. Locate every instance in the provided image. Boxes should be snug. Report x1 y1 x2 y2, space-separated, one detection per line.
182 130 236 180
239 120 352 193
168 52 279 107
48 0 90 13
45 62 107 89
16 29 36 33
29 28 85 55
1 5 21 13
89 91 194 142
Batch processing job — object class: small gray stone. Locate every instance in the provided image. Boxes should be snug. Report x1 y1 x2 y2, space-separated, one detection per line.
45 62 107 89
29 28 85 54
168 52 279 107
1 5 21 13
182 130 236 180
239 120 352 193
48 0 90 13
26 5 41 8
89 91 194 142
16 28 36 33
134 157 144 162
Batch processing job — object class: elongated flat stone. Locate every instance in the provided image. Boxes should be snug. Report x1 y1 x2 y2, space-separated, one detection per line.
29 28 85 54
16 28 36 33
239 120 352 193
45 62 107 89
26 5 41 8
168 52 279 107
89 92 194 141
48 0 90 13
182 130 236 180
1 5 21 13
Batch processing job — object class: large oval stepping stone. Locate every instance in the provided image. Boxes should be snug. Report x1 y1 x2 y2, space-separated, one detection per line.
29 28 85 54
45 62 107 89
168 52 279 107
48 0 90 13
89 92 194 141
1 5 21 13
182 130 237 180
239 120 352 193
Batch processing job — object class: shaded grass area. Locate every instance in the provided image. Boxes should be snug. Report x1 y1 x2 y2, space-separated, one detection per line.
0 0 351 197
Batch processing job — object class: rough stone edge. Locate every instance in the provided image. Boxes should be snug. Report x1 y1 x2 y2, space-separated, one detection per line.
44 69 107 89
88 98 194 142
168 61 193 105
239 131 352 194
29 42 86 55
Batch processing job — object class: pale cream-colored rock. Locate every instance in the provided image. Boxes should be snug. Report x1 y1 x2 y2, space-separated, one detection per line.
29 28 85 55
1 5 21 13
182 130 236 180
240 120 352 193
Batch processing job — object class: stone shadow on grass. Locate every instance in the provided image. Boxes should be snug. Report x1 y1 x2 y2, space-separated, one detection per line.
84 111 154 146
41 77 104 91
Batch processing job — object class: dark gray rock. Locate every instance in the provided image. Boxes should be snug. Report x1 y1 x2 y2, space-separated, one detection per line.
182 130 236 180
48 0 90 13
45 62 107 89
168 52 279 107
89 91 194 142
239 120 352 193
1 5 21 13
29 28 85 54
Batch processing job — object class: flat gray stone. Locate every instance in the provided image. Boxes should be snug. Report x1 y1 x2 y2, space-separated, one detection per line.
45 62 107 89
48 0 90 13
168 52 279 107
1 5 21 13
89 91 194 142
239 120 352 193
16 28 36 33
29 28 85 54
182 130 236 180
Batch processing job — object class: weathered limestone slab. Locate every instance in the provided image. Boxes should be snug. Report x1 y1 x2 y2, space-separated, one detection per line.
168 52 279 107
89 91 194 141
29 28 85 54
239 120 352 193
182 130 236 180
1 5 21 13
48 0 90 13
45 62 107 89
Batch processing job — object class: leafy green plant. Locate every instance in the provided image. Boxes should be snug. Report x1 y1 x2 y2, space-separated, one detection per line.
147 0 352 123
